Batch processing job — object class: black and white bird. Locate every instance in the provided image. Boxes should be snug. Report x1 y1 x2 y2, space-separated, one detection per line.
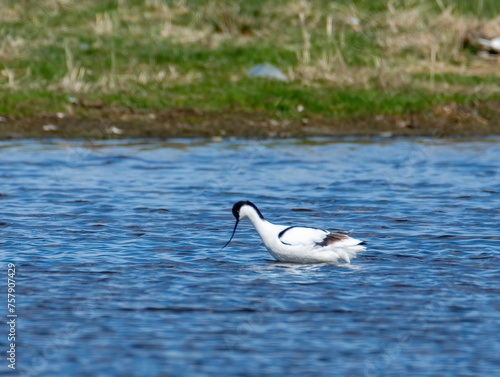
477 37 500 53
222 201 366 263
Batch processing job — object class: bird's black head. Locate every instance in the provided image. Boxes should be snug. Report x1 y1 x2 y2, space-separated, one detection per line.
232 201 264 220
222 201 264 249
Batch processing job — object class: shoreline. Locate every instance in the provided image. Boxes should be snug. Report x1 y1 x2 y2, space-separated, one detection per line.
3 1 500 142
1 101 499 140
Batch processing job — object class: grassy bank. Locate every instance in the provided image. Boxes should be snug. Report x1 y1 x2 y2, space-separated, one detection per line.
1 0 500 138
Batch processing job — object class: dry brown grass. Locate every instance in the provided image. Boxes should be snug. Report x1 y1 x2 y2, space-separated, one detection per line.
290 1 500 91
0 35 25 61
377 4 471 61
291 2 410 89
1 0 499 108
50 48 90 93
0 3 21 23
0 67 17 89
92 12 116 35
200 0 263 35
91 63 202 94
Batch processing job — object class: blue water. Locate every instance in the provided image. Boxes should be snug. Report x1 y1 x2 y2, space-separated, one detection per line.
1 138 499 377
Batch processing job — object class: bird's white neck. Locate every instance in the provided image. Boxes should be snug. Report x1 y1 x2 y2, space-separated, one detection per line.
240 205 265 225
239 205 275 243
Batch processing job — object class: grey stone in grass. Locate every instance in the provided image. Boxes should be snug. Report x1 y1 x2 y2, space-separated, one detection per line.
247 63 288 82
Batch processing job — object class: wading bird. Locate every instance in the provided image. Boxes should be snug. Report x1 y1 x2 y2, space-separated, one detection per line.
223 201 366 263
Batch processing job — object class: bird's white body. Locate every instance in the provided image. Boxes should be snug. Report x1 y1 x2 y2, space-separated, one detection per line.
478 37 500 52
229 203 365 264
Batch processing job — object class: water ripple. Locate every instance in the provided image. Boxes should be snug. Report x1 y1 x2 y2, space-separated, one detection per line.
2 138 499 376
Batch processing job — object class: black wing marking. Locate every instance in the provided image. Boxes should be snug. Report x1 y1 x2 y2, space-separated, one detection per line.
278 226 296 245
316 233 349 247
278 226 296 239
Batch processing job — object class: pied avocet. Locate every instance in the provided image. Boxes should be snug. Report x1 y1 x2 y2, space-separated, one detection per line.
222 201 366 263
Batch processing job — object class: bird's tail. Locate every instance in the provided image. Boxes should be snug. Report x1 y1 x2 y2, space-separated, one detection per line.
336 237 366 263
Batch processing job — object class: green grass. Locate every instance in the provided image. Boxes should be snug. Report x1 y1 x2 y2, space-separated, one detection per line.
413 72 500 86
1 0 500 122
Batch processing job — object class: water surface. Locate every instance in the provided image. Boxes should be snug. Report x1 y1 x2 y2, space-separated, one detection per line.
1 138 499 376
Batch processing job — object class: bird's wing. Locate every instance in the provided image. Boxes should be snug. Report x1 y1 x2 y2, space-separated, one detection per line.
278 226 330 246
